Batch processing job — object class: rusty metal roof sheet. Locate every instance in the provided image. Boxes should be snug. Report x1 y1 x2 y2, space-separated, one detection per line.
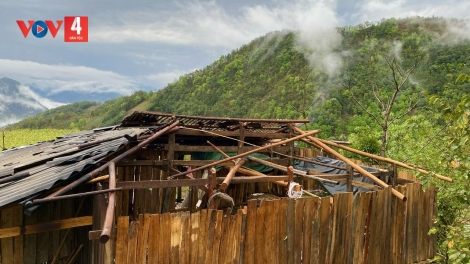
0 128 148 207
120 111 309 133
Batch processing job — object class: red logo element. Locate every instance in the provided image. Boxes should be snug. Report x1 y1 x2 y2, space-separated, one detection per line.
16 20 35 37
64 16 88 42
16 20 63 38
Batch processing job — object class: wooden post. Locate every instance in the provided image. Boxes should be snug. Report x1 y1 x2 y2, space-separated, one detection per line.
346 165 353 192
238 122 245 154
288 126 294 166
100 162 117 243
208 168 217 209
391 164 397 188
162 132 176 213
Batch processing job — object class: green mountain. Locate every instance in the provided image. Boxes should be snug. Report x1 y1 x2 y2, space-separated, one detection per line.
8 17 470 137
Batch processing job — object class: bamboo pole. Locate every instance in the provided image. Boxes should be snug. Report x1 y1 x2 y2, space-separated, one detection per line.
219 158 245 191
290 125 406 201
207 140 289 187
168 129 321 179
100 162 116 243
314 138 453 182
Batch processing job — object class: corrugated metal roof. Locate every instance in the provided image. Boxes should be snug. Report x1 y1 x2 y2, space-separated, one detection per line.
120 111 309 133
0 128 148 207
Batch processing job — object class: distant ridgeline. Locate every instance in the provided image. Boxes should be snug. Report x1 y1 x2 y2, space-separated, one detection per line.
7 17 470 140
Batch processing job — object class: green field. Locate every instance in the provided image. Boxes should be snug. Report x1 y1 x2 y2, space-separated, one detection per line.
0 129 78 150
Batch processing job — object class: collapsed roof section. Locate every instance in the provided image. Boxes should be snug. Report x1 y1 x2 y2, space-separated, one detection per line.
0 128 148 207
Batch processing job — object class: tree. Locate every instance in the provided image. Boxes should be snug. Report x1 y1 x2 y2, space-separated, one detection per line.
340 37 424 156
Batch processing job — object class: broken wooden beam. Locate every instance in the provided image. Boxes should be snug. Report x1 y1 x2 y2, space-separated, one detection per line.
219 158 246 191
168 129 321 179
315 138 453 182
290 125 406 201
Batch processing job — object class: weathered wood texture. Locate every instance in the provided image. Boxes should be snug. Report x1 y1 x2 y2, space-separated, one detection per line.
113 184 437 263
0 197 94 264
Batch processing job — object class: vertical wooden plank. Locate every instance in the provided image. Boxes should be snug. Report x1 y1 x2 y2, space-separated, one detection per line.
351 192 372 264
302 198 314 264
293 198 305 264
127 220 139 264
189 211 200 263
147 214 159 264
180 212 190 264
115 216 129 264
263 200 274 263
233 209 243 264
211 210 223 264
10 205 23 264
137 214 150 263
381 187 392 264
158 213 171 264
205 210 217 263
392 185 406 264
51 201 61 262
1 207 14 264
329 193 353 264
367 190 384 263
286 199 295 264
319 197 332 264
36 204 50 263
254 200 267 264
218 211 232 263
270 199 280 264
310 197 320 263
429 187 438 259
197 210 208 264
23 209 38 264
243 200 257 264
278 198 288 264
170 213 183 264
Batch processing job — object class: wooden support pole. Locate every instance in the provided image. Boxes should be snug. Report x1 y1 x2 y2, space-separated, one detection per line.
315 138 453 182
100 162 116 244
346 165 353 192
219 158 246 191
168 129 321 179
290 125 406 201
216 176 290 184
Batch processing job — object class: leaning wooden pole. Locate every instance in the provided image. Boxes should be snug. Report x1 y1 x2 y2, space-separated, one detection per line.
290 125 406 201
168 129 321 179
219 158 246 191
207 140 289 187
100 161 116 243
315 138 453 182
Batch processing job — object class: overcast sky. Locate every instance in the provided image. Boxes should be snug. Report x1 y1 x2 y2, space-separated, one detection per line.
0 0 469 101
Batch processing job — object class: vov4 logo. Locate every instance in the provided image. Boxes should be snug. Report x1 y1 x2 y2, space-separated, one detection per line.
16 16 88 42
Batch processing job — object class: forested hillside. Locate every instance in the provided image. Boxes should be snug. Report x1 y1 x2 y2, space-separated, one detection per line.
9 17 469 135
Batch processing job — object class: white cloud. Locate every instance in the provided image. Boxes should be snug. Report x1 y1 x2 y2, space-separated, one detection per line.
0 59 140 96
356 0 470 23
17 85 65 109
90 0 343 50
142 69 193 88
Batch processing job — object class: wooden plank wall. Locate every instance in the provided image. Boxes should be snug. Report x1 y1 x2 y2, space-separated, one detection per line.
0 196 93 264
114 183 437 264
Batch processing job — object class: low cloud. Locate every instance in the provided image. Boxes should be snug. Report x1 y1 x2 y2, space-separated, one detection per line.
90 0 344 51
17 85 65 109
355 0 470 23
0 59 140 96
142 69 192 88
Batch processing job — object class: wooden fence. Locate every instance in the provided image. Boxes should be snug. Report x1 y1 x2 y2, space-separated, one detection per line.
114 183 437 264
